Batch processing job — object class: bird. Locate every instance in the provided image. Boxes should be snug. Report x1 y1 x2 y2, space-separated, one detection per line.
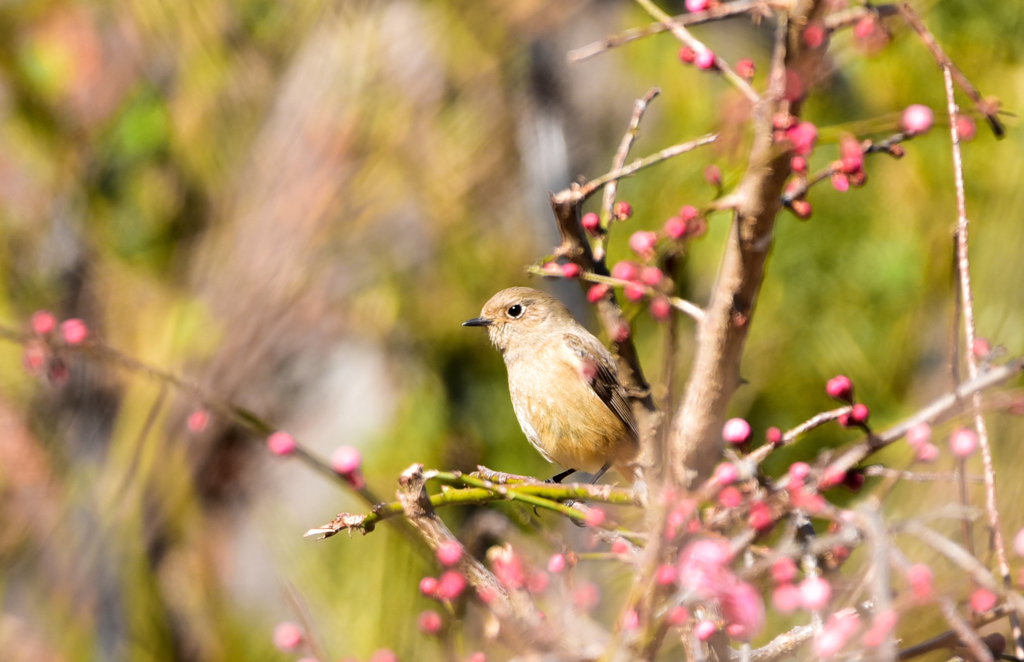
463 287 639 483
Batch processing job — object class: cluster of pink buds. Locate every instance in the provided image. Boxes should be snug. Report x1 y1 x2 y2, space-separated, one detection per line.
825 375 871 429
678 45 717 71
829 135 868 192
676 539 766 640
22 309 92 386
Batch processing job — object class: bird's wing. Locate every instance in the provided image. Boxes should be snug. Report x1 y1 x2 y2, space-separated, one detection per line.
563 333 639 443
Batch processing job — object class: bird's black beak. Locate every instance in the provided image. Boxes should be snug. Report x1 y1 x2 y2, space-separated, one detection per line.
462 317 492 327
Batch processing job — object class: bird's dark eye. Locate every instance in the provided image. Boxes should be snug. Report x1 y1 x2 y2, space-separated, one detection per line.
507 304 524 318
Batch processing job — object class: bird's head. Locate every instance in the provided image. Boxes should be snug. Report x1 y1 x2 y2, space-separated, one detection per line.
462 287 570 354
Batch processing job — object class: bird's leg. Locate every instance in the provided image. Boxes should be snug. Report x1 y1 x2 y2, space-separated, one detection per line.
546 468 577 484
590 463 611 485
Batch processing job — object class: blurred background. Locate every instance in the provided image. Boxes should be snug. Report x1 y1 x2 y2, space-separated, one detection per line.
0 0 1022 660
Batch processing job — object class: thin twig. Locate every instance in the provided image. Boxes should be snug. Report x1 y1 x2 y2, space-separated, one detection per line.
898 4 1004 138
597 87 661 261
944 63 1024 659
578 133 720 199
568 0 780 64
634 0 760 104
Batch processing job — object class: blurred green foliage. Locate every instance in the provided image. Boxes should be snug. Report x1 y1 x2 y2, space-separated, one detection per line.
0 0 1022 660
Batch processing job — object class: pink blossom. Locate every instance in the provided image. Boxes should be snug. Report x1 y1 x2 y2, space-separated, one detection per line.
677 538 733 597
60 318 89 344
787 122 818 156
640 266 664 286
267 431 296 456
587 284 611 303
831 172 850 192
30 310 56 335
629 231 658 255
722 418 751 444
621 609 639 630
695 619 718 641
826 374 853 400
573 581 601 610
905 422 931 448
273 622 303 651
650 297 672 321
694 49 716 70
331 445 362 474
490 546 524 589
970 588 998 612
685 0 709 10
863 610 898 647
772 583 801 613
417 610 443 635
788 462 811 482
1013 527 1024 557
581 212 600 233
663 216 687 239
614 201 633 220
656 564 678 585
950 427 978 457
419 576 438 597
720 580 766 640
668 606 690 625
771 558 798 584
547 553 566 573
526 571 549 594
799 576 832 610
802 22 826 48
187 409 210 433
611 261 639 281
902 104 934 134
814 614 857 657
624 283 646 302
437 541 463 566
584 506 606 527
917 442 939 462
713 463 738 485
766 427 783 445
906 563 933 601
718 486 743 508
435 570 466 600
956 115 977 141
612 539 630 555
561 262 581 278
747 501 772 531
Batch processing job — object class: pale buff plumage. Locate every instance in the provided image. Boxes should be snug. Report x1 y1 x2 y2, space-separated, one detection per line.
464 287 639 482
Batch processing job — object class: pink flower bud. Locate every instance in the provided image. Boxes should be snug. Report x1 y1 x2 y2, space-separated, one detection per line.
685 0 709 10
611 261 639 281
722 418 751 444
902 104 934 135
917 441 939 462
663 216 687 239
695 620 718 641
649 297 671 321
417 610 443 635
669 605 690 625
791 156 807 173
370 649 398 662
814 614 854 657
31 310 56 335
790 199 813 219
826 374 853 400
584 506 606 527
956 114 977 141
906 422 931 448
611 539 629 555
573 581 601 610
694 49 716 70
970 588 997 612
187 409 210 433
678 46 696 63
587 283 611 303
23 343 46 374
771 558 798 584
718 486 742 508
713 463 738 485
331 445 362 474
561 262 581 278
624 283 646 302
656 564 678 585
468 653 486 662
788 462 811 482
435 570 466 600
640 266 664 286
437 541 463 566
787 122 818 156
547 553 565 573
831 172 850 192
950 427 978 457
971 337 991 359
722 580 765 639
800 576 832 610
862 609 898 647
581 212 600 234
490 545 524 589
1013 527 1024 557
704 164 722 187
736 58 755 79
614 201 633 220
273 622 303 651
621 609 639 630
748 501 772 531
850 403 870 424
419 576 438 596
840 136 864 173
854 15 876 40
766 426 783 445
60 318 89 344
629 231 658 255
773 583 802 612
907 563 932 601
803 22 826 48
267 431 296 456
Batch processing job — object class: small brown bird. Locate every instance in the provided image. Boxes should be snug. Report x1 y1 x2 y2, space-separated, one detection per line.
463 287 639 483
